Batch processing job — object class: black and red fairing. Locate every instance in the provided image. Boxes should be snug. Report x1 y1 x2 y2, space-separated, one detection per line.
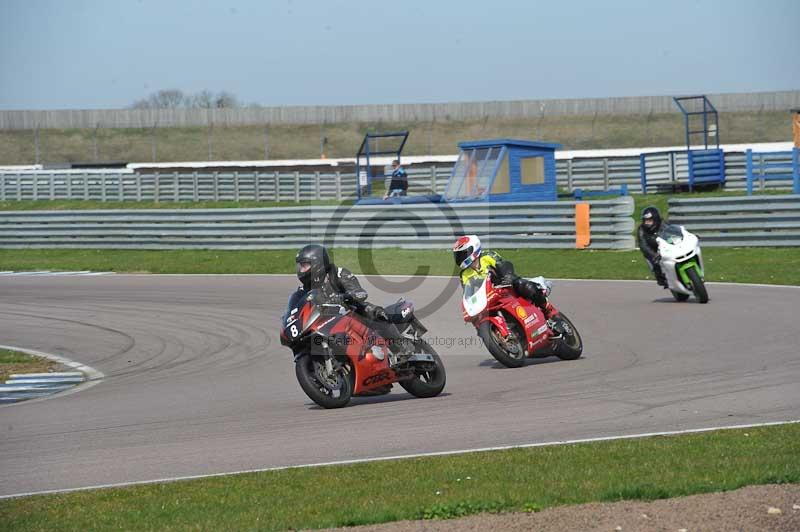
279 289 380 360
280 290 323 346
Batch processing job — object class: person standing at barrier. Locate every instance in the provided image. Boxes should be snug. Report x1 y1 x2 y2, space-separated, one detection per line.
383 160 408 200
638 206 668 288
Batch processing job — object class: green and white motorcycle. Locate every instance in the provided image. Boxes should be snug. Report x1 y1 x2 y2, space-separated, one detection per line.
656 224 709 304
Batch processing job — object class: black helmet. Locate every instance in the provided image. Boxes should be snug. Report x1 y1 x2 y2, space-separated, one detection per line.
641 206 662 234
295 244 330 288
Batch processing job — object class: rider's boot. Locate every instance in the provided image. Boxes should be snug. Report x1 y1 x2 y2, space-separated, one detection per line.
542 300 557 320
377 321 414 368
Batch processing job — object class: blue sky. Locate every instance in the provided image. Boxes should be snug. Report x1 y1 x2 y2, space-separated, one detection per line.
0 0 798 110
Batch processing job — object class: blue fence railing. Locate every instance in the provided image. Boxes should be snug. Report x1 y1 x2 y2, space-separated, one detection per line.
687 149 725 190
640 148 725 193
746 148 800 195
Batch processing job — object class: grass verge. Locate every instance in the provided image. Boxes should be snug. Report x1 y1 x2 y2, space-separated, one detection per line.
0 110 790 165
1 423 798 531
0 349 58 382
1 247 799 285
0 190 783 212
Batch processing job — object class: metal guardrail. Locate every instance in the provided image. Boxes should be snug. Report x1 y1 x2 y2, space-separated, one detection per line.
0 172 358 203
745 149 800 195
0 197 635 250
668 195 800 246
560 151 792 194
0 170 451 202
641 149 725 193
1 152 794 202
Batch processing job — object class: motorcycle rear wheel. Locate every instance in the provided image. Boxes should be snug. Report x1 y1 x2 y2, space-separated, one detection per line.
399 340 446 398
295 355 353 409
478 319 526 368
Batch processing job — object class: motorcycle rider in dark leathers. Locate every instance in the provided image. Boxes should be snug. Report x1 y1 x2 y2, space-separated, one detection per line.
287 244 414 365
638 206 668 288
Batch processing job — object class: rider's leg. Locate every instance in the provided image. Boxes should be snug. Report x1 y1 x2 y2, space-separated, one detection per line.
512 277 555 319
648 259 668 287
372 319 414 357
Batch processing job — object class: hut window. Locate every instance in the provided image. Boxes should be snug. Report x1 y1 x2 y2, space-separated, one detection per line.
521 156 545 185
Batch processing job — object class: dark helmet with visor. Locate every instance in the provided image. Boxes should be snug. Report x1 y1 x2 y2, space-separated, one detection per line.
296 244 330 287
641 206 662 234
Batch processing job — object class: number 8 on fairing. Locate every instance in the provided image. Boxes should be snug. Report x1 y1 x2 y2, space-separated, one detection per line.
290 324 299 337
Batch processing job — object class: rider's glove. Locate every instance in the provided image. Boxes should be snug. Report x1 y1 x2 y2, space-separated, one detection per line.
375 307 389 321
329 293 346 306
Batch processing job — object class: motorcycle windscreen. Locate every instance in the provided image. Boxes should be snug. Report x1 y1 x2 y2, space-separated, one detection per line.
657 224 683 244
462 276 489 317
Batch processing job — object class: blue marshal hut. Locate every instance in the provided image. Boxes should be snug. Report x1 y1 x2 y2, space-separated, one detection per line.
443 139 561 202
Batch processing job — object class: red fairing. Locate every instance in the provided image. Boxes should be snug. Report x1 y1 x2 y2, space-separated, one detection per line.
464 276 557 358
317 310 395 395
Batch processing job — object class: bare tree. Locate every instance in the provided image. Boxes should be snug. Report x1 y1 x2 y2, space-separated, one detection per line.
214 91 239 109
190 90 215 109
132 89 245 109
131 89 186 109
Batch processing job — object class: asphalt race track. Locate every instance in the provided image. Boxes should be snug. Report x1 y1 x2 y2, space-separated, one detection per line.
1 274 798 497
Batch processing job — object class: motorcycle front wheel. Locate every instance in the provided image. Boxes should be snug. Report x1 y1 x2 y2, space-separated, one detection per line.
295 354 353 409
686 268 709 304
478 319 526 368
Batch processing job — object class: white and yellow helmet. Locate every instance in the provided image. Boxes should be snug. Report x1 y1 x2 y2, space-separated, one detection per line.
453 235 482 269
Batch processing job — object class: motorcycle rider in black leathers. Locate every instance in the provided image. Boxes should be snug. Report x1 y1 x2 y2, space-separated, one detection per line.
288 244 414 365
638 206 668 288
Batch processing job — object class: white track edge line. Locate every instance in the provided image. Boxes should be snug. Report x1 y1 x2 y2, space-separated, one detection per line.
84 273 800 289
0 345 104 408
2 419 797 500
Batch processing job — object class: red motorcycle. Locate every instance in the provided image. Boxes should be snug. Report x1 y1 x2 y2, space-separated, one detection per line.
462 275 583 368
280 289 446 408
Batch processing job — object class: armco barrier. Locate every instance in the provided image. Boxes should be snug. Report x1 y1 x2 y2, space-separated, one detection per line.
668 195 800 246
0 170 450 202
745 148 799 195
0 197 635 250
1 153 795 202
0 171 358 203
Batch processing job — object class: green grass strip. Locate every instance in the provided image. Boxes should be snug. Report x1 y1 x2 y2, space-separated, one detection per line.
1 247 799 286
0 349 58 382
0 190 783 211
2 423 798 531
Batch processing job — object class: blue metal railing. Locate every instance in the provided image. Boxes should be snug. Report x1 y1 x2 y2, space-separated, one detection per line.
746 148 800 195
687 149 725 191
640 148 724 194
